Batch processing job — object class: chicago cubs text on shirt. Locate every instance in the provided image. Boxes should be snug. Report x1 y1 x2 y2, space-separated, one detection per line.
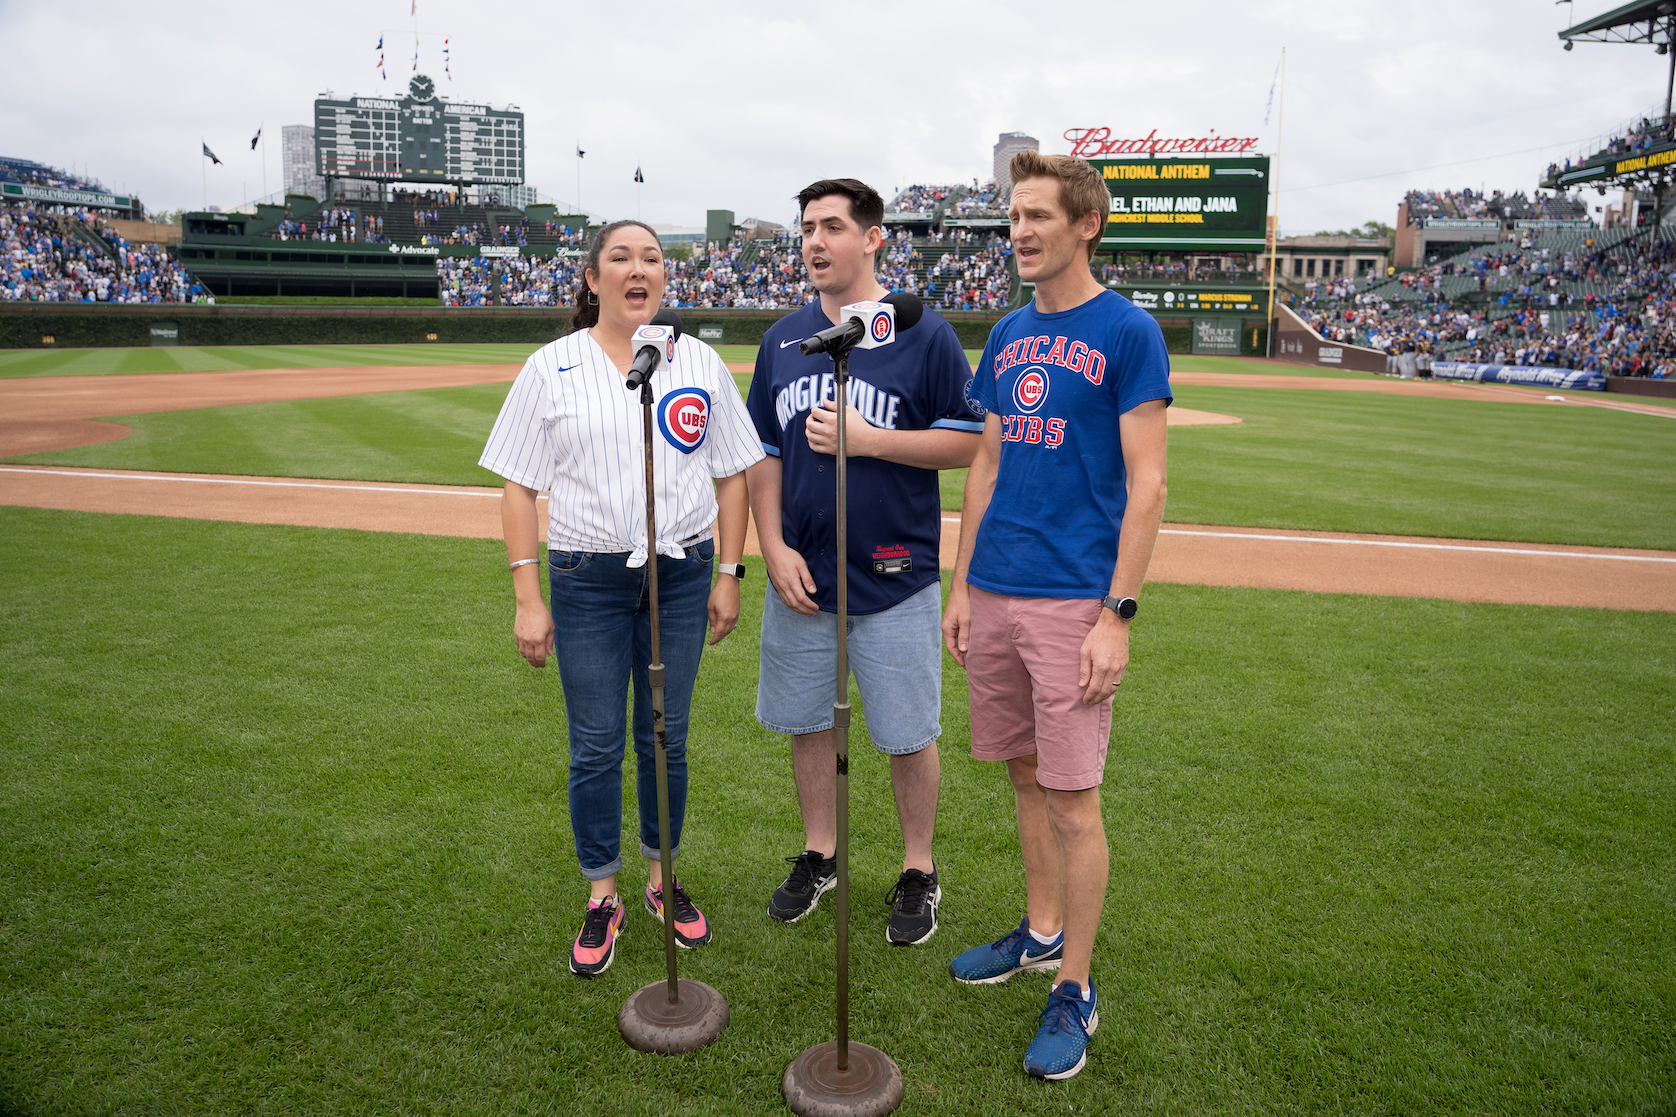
991 334 1108 386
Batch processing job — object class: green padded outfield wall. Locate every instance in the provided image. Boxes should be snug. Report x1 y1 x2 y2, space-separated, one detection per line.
1 306 1263 354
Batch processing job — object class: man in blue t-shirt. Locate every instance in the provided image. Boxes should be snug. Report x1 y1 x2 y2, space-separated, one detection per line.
746 178 982 946
942 152 1171 1082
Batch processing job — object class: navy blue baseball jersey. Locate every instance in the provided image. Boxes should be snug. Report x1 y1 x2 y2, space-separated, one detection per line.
747 300 982 615
967 289 1172 600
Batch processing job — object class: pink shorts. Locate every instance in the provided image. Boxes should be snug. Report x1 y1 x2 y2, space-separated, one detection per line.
965 585 1112 791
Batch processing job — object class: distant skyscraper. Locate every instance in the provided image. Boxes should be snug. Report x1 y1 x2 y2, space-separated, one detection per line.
993 132 1039 196
282 125 326 201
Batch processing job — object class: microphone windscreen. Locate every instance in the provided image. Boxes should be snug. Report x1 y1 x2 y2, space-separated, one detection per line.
883 292 924 331
652 308 685 341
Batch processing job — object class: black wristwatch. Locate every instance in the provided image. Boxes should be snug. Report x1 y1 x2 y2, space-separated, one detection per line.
717 563 746 581
1102 595 1138 620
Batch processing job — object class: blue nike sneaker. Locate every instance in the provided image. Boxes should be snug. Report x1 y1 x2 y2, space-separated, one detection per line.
948 916 1063 984
1023 977 1098 1081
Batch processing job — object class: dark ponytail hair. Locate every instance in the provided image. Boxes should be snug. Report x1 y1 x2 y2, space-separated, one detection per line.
568 219 663 333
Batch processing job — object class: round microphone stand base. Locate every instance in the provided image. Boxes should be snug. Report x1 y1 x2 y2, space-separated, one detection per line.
618 978 730 1055
783 1041 904 1117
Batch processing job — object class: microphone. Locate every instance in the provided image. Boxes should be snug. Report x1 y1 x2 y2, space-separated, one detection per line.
800 292 925 356
625 309 684 391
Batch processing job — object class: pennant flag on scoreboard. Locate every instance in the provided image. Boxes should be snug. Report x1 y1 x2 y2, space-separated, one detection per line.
250 127 261 150
202 142 222 165
577 146 586 159
1263 59 1280 126
634 166 644 183
444 38 450 79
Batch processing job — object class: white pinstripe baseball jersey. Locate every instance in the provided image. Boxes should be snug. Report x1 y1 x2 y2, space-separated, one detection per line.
480 329 763 566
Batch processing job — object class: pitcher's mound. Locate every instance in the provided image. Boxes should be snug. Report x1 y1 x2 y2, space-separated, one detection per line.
1168 407 1241 426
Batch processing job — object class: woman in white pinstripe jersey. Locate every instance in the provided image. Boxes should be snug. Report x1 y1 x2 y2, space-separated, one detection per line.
480 220 762 977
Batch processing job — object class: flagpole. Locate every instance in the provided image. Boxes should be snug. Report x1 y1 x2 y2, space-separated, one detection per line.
261 124 268 203
1265 47 1285 359
202 141 207 210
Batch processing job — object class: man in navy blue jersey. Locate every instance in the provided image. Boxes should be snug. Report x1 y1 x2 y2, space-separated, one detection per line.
746 178 982 946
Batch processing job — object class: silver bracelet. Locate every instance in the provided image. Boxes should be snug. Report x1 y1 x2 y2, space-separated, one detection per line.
508 558 540 571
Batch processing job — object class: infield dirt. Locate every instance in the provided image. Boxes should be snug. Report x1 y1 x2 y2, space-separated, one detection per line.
3 360 1673 612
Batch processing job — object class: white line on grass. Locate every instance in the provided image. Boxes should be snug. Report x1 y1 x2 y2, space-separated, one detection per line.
936 515 1676 564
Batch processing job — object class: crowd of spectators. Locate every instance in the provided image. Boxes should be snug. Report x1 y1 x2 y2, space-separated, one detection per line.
0 157 108 195
429 227 1017 313
924 238 1013 311
1402 187 1588 223
2 201 203 303
888 184 957 214
1099 260 1266 285
1550 116 1676 179
437 254 582 307
948 182 1006 217
664 233 811 309
1299 230 1676 377
269 206 378 243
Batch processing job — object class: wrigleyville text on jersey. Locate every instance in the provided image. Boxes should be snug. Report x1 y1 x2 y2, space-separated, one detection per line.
772 371 904 433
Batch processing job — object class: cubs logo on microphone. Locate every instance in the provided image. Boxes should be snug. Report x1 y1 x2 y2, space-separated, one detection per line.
1014 367 1048 414
657 387 711 453
870 311 892 342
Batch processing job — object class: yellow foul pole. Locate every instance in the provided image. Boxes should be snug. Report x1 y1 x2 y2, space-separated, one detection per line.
1266 47 1286 357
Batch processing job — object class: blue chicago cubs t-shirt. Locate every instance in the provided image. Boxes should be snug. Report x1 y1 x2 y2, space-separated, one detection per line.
967 289 1172 600
748 300 982 615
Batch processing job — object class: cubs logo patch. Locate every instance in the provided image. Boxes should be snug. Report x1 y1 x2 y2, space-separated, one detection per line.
657 387 711 454
1014 367 1048 414
870 311 892 342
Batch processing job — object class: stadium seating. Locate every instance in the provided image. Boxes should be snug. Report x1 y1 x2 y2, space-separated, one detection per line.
1299 215 1676 377
2 200 205 303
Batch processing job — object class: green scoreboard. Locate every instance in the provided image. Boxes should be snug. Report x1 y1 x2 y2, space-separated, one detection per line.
1092 156 1270 252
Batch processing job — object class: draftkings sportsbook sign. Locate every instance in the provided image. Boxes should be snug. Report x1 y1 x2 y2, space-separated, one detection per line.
1091 156 1271 252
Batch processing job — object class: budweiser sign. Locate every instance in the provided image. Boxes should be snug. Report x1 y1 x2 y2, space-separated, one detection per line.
1065 128 1262 157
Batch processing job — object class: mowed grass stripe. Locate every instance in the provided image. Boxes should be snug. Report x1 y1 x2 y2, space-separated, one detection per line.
10 375 1676 551
0 343 545 378
0 507 1671 1115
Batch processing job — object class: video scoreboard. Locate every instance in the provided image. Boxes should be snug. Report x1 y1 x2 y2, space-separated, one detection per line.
1092 155 1271 252
314 73 524 186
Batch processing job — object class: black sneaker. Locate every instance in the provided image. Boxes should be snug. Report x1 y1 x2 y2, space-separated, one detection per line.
885 866 941 945
768 850 837 923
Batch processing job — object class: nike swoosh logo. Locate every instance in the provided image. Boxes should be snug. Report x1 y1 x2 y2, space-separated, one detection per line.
555 364 579 372
780 338 804 349
1020 947 1057 962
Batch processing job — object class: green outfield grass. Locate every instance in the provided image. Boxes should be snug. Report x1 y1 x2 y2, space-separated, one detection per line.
12 376 1676 550
0 343 544 378
1 507 1670 1115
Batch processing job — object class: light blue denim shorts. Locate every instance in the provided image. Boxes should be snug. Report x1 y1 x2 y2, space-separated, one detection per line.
756 581 943 755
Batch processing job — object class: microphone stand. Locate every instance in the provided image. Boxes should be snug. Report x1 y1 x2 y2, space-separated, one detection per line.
783 342 904 1117
617 352 729 1056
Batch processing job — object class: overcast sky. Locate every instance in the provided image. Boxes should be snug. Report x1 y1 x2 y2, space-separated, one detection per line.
4 0 1670 236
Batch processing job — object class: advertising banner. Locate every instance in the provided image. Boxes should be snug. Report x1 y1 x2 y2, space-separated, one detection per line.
1191 318 1242 354
1 182 132 210
1092 156 1270 252
1430 362 1605 392
1120 287 1267 316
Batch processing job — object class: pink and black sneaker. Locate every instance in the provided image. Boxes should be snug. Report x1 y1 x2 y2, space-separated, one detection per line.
645 879 712 948
569 895 624 977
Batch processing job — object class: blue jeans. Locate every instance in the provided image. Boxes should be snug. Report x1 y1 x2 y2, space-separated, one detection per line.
550 540 714 881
